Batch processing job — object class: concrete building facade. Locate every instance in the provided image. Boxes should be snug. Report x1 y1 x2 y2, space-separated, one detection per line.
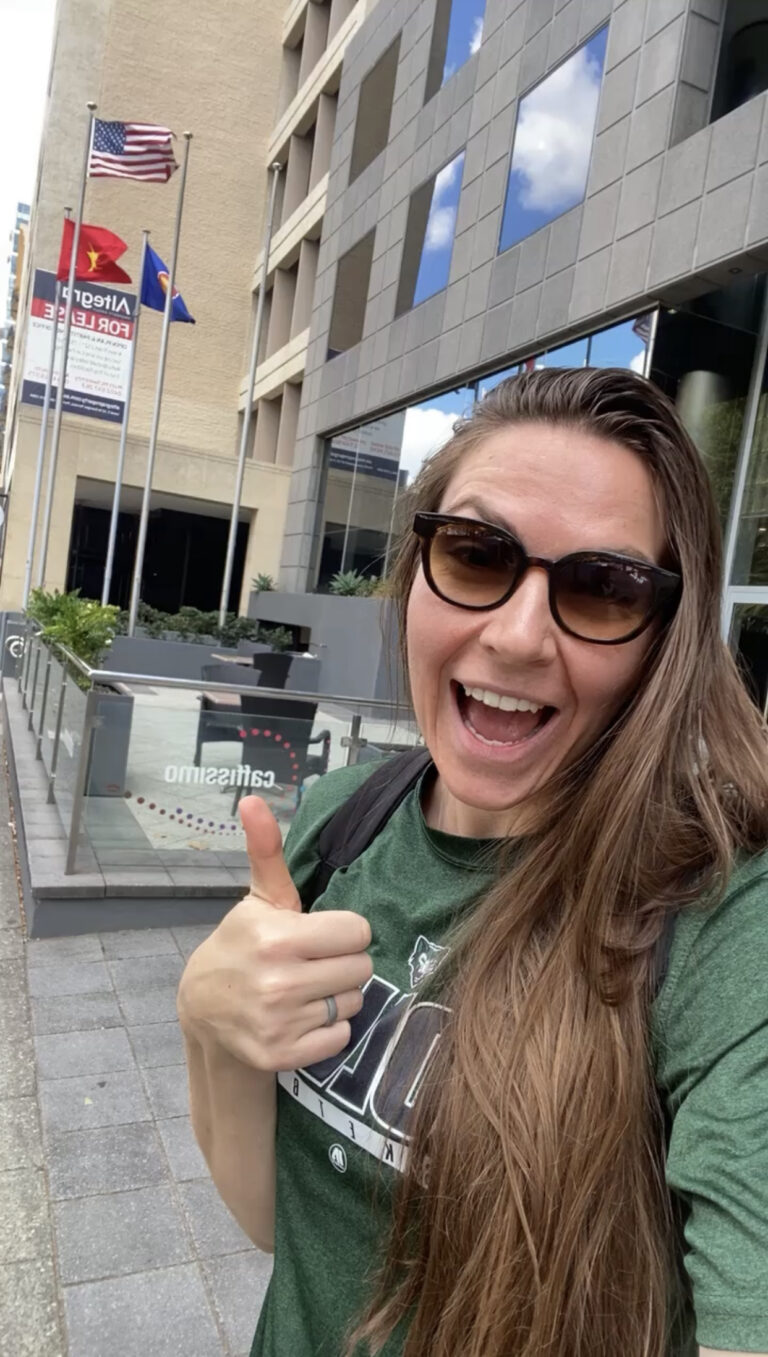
0 0 289 614
273 0 768 712
0 203 31 455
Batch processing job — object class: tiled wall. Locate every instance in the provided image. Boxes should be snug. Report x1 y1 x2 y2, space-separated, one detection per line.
279 0 768 587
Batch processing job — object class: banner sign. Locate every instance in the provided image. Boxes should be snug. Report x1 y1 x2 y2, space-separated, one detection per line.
21 269 137 424
328 411 406 483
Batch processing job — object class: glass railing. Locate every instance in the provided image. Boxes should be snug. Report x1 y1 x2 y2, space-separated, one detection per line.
9 620 423 876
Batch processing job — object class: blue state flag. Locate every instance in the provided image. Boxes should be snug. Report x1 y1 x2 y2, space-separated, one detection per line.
141 243 195 323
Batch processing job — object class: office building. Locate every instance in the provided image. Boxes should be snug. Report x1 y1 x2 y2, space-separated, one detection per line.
269 0 768 713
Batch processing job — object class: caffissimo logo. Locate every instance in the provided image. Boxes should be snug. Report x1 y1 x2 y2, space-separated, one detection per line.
164 765 278 789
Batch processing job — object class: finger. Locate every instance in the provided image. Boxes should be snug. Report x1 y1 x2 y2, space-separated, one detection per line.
298 987 365 1037
239 796 301 912
290 909 372 959
288 1020 353 1070
290 953 373 1003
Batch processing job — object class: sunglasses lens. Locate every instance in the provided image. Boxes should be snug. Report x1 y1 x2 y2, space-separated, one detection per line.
428 524 520 607
554 558 654 641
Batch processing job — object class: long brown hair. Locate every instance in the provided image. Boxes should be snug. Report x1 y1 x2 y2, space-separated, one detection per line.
347 367 768 1356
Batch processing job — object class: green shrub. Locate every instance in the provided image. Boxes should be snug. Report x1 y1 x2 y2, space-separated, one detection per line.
252 573 276 592
257 624 293 653
328 569 378 597
27 589 119 670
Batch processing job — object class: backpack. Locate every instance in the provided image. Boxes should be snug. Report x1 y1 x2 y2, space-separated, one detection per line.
302 748 677 998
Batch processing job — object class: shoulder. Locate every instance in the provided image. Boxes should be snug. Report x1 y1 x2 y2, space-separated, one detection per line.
653 849 768 1075
281 762 381 886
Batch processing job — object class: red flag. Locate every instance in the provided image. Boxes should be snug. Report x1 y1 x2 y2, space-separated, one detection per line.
56 219 132 284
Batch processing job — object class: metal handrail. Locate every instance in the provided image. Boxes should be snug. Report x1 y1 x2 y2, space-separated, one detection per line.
49 639 413 713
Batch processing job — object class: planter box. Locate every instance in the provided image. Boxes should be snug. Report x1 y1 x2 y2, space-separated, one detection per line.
87 691 134 797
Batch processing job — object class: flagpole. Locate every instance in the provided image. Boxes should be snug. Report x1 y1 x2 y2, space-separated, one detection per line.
36 101 97 591
127 133 193 636
217 160 282 630
101 229 149 606
22 207 71 608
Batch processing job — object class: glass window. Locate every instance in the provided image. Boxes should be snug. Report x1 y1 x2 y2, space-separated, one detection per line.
732 355 768 586
711 4 768 121
541 337 588 367
396 152 466 314
349 37 400 184
650 276 765 532
499 26 608 254
316 386 475 587
729 602 768 715
588 316 651 371
425 0 486 102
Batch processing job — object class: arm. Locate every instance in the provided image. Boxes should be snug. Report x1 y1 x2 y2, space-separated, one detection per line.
181 1007 278 1252
178 796 372 1253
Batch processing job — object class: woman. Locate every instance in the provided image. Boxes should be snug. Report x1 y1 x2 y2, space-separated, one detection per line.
178 367 768 1357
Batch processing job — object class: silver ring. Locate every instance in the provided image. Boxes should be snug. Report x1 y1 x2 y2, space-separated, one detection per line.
323 995 338 1027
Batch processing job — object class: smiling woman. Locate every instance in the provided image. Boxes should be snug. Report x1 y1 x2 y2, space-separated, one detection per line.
179 368 768 1357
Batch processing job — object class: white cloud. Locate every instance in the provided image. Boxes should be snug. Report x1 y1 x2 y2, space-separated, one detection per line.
629 349 646 374
470 15 484 54
423 154 463 254
510 41 603 216
400 405 461 481
425 204 458 251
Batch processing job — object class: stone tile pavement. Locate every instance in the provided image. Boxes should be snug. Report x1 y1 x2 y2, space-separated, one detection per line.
0 720 272 1357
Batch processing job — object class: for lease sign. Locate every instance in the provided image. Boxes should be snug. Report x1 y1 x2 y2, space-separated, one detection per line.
21 269 137 424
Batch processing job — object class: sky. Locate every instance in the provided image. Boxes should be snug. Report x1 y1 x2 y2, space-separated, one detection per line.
0 0 57 307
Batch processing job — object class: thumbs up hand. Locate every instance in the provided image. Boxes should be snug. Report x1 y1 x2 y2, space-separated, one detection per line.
177 796 372 1072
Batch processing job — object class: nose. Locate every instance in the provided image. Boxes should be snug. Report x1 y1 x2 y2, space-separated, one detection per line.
476 565 558 665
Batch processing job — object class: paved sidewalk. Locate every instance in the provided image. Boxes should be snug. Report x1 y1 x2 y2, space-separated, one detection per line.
0 721 272 1357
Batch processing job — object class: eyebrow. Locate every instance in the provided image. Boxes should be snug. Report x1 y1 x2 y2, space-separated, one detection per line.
443 497 657 566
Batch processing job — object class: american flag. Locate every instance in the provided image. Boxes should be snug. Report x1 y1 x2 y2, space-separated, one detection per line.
89 119 178 182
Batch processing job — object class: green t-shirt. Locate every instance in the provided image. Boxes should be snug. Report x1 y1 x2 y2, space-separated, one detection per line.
250 763 768 1357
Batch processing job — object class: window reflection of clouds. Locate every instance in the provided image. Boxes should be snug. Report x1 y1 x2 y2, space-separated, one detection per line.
500 27 608 253
401 387 475 482
441 1 486 85
588 318 648 372
413 152 466 307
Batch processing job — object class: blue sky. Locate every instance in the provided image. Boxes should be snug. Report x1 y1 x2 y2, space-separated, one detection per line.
413 151 466 307
441 0 486 84
499 25 608 253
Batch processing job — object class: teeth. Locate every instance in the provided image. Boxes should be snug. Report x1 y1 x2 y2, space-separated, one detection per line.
463 685 543 713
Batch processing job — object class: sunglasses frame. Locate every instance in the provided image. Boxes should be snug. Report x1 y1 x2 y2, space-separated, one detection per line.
413 512 682 645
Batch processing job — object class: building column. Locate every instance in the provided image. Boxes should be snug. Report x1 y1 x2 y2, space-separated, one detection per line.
276 382 302 467
266 267 298 357
309 92 337 190
298 0 330 88
292 239 319 337
282 131 314 222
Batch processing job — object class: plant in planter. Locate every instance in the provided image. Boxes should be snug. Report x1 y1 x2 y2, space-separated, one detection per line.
257 624 293 652
328 569 379 597
28 588 119 668
252 573 276 592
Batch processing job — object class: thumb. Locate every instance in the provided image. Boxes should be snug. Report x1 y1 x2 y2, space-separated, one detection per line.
239 796 301 912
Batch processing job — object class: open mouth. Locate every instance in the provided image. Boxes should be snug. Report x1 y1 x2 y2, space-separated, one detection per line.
454 682 557 748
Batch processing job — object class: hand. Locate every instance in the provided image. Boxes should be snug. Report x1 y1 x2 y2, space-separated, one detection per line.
177 796 372 1072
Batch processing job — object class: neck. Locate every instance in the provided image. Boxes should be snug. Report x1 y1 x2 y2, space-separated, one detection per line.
423 773 532 839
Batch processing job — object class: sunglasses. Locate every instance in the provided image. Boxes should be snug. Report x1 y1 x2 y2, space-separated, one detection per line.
413 513 682 645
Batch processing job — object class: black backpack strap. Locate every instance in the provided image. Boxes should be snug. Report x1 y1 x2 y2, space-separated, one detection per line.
302 747 433 909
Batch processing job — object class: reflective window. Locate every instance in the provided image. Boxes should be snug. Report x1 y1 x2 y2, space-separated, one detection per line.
425 0 486 102
588 316 651 371
541 337 588 367
711 4 768 121
477 364 519 400
499 26 608 254
317 387 474 587
729 603 768 715
396 152 466 314
650 276 765 532
731 349 768 585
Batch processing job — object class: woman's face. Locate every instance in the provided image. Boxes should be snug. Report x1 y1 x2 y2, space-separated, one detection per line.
406 421 667 837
